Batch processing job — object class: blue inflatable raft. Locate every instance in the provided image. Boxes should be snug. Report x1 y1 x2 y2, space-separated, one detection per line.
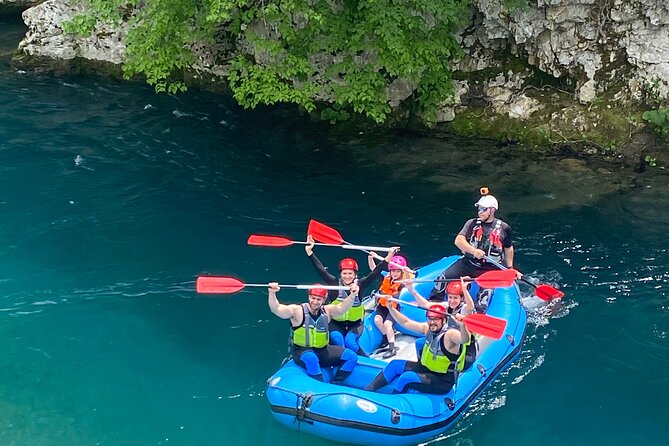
266 255 527 445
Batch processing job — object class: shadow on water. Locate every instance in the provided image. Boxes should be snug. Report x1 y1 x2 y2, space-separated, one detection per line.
0 13 26 64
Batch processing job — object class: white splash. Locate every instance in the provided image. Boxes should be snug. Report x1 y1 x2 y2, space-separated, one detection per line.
512 354 544 384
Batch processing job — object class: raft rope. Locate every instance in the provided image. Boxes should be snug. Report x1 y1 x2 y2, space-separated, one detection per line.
273 383 476 420
294 392 315 428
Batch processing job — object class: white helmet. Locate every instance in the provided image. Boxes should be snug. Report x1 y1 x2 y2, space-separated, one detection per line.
474 195 499 210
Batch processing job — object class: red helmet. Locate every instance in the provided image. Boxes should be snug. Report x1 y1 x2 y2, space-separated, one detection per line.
339 258 358 272
307 285 328 298
446 281 463 296
427 305 446 320
388 255 407 271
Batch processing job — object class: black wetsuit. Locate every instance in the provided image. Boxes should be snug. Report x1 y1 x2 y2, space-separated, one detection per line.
430 217 513 300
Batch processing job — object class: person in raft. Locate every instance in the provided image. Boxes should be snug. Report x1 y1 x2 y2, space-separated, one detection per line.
268 281 360 383
364 303 470 394
305 235 399 356
407 277 475 326
368 254 413 358
406 277 478 368
429 188 515 301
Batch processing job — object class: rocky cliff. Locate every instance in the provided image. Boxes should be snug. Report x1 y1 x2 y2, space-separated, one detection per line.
0 0 40 13
8 0 669 165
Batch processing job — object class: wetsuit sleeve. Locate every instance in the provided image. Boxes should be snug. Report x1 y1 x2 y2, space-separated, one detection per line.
501 222 513 248
359 259 387 290
308 253 338 285
458 218 476 237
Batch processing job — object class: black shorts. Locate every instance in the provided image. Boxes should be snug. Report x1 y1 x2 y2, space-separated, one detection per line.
376 304 389 320
429 258 497 300
402 361 455 395
375 304 400 322
292 344 346 368
329 319 363 337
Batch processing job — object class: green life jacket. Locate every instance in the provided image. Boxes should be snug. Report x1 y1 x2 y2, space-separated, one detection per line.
331 284 364 322
419 328 468 373
292 304 329 348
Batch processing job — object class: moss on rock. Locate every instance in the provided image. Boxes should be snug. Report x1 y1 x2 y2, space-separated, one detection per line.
446 83 645 157
12 51 124 78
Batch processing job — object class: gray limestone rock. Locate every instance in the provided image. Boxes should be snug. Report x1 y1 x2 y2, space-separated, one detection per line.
9 0 669 131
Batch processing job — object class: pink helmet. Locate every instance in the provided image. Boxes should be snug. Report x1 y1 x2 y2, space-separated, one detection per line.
388 255 407 271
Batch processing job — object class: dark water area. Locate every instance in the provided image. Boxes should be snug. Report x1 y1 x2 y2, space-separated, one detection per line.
0 13 25 61
1 15 668 446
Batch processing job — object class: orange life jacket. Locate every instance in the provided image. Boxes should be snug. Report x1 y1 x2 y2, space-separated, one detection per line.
378 276 403 308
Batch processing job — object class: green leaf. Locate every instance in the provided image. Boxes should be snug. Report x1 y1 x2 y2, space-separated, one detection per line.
74 0 470 122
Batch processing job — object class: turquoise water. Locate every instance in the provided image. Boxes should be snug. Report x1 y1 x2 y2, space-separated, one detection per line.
1 14 668 445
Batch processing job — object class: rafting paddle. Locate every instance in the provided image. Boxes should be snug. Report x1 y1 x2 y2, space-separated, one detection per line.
484 256 564 301
308 219 350 245
247 234 394 252
386 297 507 339
398 269 517 289
307 219 416 274
196 276 351 294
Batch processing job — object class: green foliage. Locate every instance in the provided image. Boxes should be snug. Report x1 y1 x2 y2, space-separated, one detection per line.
602 141 617 154
64 0 241 94
62 0 470 123
227 54 317 110
61 13 97 36
321 106 351 124
643 77 666 107
644 155 657 167
503 0 529 13
642 108 669 141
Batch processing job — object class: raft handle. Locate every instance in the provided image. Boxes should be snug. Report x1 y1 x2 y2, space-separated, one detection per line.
477 364 487 377
294 392 315 424
506 334 515 346
391 409 401 424
444 398 455 411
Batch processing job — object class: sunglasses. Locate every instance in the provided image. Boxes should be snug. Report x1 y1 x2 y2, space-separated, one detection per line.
477 206 490 213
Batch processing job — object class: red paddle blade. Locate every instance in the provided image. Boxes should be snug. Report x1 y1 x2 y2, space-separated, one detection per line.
196 276 245 294
247 234 294 247
463 313 507 339
308 219 344 245
475 269 517 288
535 284 564 301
